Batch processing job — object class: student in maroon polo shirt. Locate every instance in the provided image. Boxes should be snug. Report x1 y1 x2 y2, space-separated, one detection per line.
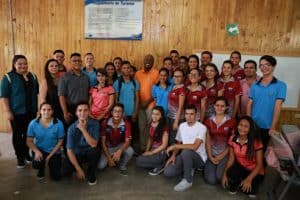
98 103 134 176
222 116 264 198
204 97 235 185
186 68 207 122
230 51 245 81
219 60 242 118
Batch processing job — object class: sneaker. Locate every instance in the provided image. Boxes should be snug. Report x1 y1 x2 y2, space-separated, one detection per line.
88 176 97 186
248 194 256 198
25 155 32 164
37 170 45 180
120 169 128 176
228 185 237 195
148 167 164 176
16 159 26 169
174 179 193 192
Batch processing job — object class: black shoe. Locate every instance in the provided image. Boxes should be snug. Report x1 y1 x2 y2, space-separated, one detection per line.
25 155 32 164
88 175 97 186
228 185 238 195
37 169 45 180
16 159 26 169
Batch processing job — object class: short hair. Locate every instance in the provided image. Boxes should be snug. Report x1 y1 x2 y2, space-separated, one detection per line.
163 57 172 63
184 104 197 112
112 103 124 112
130 65 137 72
113 57 122 62
159 67 170 76
201 51 213 59
121 60 131 66
96 68 107 76
179 56 188 62
53 49 65 55
223 60 234 68
76 101 90 110
170 49 179 55
244 60 257 69
188 68 201 75
84 52 94 57
230 51 241 59
173 68 185 77
259 55 277 66
70 52 81 59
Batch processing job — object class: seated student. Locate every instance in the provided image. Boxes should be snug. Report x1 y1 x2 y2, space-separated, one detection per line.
98 103 134 176
27 102 64 181
204 97 235 185
65 102 100 186
221 116 264 198
136 106 168 175
164 104 207 192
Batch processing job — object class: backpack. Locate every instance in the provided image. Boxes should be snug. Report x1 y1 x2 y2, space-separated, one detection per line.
5 72 37 84
117 76 136 101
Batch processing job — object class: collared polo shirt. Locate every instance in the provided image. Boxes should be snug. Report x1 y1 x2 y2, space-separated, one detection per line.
82 67 97 87
152 84 172 115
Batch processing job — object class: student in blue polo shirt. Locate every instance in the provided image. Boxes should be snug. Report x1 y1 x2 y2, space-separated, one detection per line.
82 53 97 87
27 102 64 181
247 55 287 151
65 102 100 186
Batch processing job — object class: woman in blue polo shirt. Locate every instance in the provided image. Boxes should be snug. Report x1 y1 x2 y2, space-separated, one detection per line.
0 55 39 168
27 102 64 181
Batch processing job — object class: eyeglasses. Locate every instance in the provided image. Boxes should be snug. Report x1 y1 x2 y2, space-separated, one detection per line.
173 75 183 78
259 63 272 68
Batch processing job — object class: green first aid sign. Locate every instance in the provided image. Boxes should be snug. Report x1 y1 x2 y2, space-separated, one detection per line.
226 23 239 36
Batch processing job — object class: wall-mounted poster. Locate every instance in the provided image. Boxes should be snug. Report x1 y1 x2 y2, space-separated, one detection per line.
85 0 143 40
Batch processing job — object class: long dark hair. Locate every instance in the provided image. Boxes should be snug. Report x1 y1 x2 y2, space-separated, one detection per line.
44 59 59 98
156 67 171 86
96 68 109 87
104 62 118 81
234 116 261 160
152 106 167 142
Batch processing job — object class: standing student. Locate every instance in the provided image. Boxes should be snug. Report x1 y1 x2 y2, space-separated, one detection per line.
113 57 123 77
135 54 159 151
66 102 100 185
170 49 180 71
186 68 207 122
0 55 39 168
219 60 242 118
104 62 118 85
247 55 287 151
39 59 63 120
201 51 213 66
167 68 186 144
178 56 189 75
187 54 200 71
222 116 264 198
98 103 134 176
201 63 222 119
27 102 64 181
53 49 67 77
152 68 172 116
204 97 235 185
89 68 115 121
230 51 245 81
82 53 97 87
136 106 168 175
164 104 207 192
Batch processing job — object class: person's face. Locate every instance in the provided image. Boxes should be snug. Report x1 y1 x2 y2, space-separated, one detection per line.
188 69 200 83
222 63 232 76
70 55 82 71
170 53 179 65
84 55 94 67
144 55 154 71
201 54 211 65
151 109 162 123
188 57 198 69
237 119 250 137
244 63 257 78
259 59 275 77
112 106 123 121
178 58 188 70
205 66 217 80
54 53 65 65
230 53 241 66
129 67 135 78
40 104 53 120
185 109 197 124
96 73 106 84
14 58 28 74
173 71 184 85
48 61 59 75
106 65 116 77
214 100 226 115
76 104 90 121
163 60 172 71
114 59 122 72
159 70 168 83
121 64 131 76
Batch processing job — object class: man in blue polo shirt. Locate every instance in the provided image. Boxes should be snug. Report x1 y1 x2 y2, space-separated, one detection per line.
247 55 287 151
65 102 100 186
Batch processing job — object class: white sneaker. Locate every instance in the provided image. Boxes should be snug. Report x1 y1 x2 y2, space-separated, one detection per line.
174 179 193 192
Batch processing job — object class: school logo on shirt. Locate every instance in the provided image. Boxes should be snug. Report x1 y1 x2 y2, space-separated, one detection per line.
224 127 229 131
210 89 216 93
228 87 234 91
106 126 112 133
193 95 198 100
120 125 126 134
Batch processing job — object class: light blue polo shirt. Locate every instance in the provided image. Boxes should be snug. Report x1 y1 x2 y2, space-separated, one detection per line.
249 77 287 129
27 119 64 154
82 67 97 87
152 84 172 115
113 78 140 116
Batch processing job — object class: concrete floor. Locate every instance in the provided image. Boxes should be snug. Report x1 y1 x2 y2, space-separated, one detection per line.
0 133 298 200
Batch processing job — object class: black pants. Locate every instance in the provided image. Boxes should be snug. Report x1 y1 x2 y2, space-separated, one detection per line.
32 150 62 181
260 128 270 153
227 162 264 195
64 148 100 180
10 112 35 160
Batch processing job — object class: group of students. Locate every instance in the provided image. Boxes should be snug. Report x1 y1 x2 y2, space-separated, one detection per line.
0 49 287 197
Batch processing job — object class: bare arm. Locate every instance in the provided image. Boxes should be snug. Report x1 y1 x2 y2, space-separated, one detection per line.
67 149 85 179
1 98 13 120
270 99 283 132
246 99 253 116
221 146 235 188
150 132 168 154
173 95 185 130
200 97 207 122
232 95 240 117
39 79 48 104
45 139 63 160
78 124 98 148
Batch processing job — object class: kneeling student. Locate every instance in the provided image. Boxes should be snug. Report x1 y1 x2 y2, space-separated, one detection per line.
98 103 134 176
164 104 207 192
136 106 168 175
66 102 100 186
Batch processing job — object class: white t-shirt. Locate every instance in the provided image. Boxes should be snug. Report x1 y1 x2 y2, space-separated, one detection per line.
176 121 207 162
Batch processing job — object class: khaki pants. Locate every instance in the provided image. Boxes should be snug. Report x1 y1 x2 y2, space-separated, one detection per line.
138 108 152 151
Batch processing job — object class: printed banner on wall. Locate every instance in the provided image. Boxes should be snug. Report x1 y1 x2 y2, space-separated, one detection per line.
85 0 143 40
